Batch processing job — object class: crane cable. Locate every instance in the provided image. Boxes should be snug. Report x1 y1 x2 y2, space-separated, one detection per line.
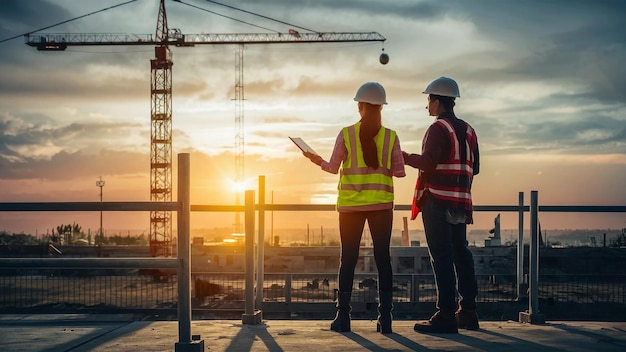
195 0 319 33
174 0 279 33
0 0 138 44
2 0 321 44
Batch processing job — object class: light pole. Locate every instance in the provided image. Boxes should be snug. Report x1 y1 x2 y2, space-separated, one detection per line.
96 177 105 250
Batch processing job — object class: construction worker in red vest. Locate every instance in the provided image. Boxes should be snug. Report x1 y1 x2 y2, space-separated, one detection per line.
304 82 406 334
404 76 480 334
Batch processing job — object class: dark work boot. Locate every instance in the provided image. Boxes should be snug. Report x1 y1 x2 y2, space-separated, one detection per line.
330 291 352 332
413 310 458 334
376 291 393 334
456 308 479 330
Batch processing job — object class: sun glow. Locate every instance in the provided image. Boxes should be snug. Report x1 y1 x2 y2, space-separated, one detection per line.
227 177 255 193
310 194 337 205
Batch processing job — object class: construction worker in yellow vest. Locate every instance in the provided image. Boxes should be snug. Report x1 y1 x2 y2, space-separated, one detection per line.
304 82 406 334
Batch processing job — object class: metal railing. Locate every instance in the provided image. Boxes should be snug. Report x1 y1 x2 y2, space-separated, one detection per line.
2 267 624 318
0 153 200 351
0 265 178 315
1 166 625 325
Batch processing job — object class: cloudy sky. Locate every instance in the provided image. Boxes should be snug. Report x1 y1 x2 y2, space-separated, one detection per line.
0 0 625 236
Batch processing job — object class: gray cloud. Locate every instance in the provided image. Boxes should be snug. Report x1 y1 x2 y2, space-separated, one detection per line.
1 0 625 163
0 0 70 33
0 66 147 101
186 0 445 31
278 0 444 22
497 25 626 105
447 1 626 106
0 149 147 180
0 112 146 177
472 113 626 155
514 115 625 151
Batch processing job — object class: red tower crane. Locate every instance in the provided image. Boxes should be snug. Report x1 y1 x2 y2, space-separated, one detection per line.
25 0 386 257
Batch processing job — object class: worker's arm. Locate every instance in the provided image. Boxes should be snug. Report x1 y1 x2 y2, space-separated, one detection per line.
304 132 345 174
402 124 446 171
391 135 406 178
473 141 480 176
304 151 323 165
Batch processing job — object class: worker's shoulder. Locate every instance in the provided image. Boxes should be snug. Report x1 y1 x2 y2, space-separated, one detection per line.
435 116 476 131
382 125 398 133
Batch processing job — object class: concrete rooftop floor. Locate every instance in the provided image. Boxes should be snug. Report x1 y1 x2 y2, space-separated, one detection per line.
1 315 625 352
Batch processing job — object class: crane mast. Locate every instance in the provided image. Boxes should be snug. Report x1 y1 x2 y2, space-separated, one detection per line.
23 1 386 257
234 45 244 234
149 0 173 257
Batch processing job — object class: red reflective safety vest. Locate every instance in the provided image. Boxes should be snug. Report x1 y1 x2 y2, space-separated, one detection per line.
411 118 478 223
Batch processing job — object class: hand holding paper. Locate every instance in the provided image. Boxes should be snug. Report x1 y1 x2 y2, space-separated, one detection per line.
290 137 323 165
289 137 318 155
304 151 323 166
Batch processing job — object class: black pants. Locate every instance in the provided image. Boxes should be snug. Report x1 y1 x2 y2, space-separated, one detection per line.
421 195 478 312
338 209 393 293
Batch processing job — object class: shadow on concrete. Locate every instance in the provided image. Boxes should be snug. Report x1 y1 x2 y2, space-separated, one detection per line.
224 323 283 352
384 331 432 351
476 326 565 352
0 320 144 352
550 322 626 347
340 331 393 351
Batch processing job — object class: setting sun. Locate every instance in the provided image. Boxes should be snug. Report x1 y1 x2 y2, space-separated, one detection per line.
310 194 337 205
227 177 256 194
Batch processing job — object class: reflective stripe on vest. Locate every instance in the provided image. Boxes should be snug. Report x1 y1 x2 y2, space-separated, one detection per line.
411 118 476 220
425 118 475 206
337 123 396 211
433 119 474 176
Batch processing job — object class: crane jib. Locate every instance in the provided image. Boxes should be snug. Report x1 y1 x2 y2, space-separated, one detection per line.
25 32 386 50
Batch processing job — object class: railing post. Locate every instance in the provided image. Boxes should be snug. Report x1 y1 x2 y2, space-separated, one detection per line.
256 176 265 311
285 273 292 303
529 191 539 314
411 274 420 303
519 190 545 324
243 189 262 324
175 153 204 352
516 191 526 300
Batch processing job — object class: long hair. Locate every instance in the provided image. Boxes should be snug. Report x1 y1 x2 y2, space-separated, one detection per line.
359 102 382 169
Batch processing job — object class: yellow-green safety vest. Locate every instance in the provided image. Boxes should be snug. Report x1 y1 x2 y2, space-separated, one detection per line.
337 122 397 211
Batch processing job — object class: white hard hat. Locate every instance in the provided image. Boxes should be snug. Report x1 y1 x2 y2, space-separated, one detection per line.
354 82 387 105
422 76 460 98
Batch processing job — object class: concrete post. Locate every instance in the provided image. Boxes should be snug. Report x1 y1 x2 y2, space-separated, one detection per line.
256 176 265 310
519 190 545 324
516 191 526 300
175 153 204 351
243 189 262 324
